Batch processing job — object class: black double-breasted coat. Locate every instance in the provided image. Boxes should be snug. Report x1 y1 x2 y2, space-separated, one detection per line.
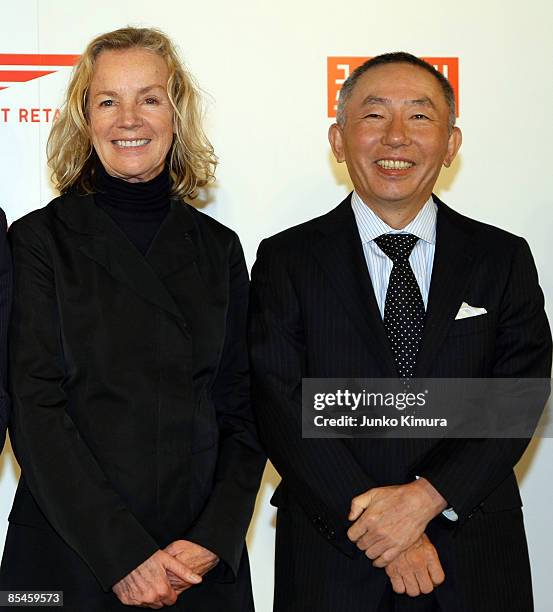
0 190 265 611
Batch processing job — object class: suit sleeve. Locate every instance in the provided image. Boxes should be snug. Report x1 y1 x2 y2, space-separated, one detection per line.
0 208 12 453
417 237 552 522
248 238 378 558
9 220 159 590
185 233 266 579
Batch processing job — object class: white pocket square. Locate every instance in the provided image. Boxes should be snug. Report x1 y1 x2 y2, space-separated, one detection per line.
455 302 488 320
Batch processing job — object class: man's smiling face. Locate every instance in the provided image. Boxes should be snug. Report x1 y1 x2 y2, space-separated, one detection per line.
329 62 461 213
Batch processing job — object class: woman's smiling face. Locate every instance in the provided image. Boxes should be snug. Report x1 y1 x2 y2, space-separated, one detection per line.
87 47 174 183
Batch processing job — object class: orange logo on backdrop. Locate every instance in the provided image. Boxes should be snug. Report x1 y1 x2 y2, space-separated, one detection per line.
327 57 459 119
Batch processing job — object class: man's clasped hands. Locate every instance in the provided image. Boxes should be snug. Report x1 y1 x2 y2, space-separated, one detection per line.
347 477 448 598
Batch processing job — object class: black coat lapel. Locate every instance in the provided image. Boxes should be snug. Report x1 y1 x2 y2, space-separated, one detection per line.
146 201 226 321
414 196 479 376
311 195 398 377
55 192 188 326
145 200 198 279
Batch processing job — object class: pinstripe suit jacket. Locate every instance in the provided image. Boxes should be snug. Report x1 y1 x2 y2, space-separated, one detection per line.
0 208 11 453
249 194 552 612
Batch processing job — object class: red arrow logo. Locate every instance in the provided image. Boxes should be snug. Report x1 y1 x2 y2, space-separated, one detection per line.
0 53 79 91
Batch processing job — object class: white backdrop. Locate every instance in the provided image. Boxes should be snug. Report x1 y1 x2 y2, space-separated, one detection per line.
0 1 552 610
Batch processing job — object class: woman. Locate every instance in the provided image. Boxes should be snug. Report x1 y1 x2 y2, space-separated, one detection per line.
0 27 264 611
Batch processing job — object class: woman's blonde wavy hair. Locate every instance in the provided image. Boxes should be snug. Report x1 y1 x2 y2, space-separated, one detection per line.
47 26 217 198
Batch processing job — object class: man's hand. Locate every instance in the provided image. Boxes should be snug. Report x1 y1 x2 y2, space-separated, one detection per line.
385 533 445 597
164 540 219 594
112 549 202 609
347 478 447 566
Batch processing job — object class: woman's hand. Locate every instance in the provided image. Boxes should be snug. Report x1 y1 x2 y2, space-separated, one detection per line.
112 549 201 608
164 540 219 594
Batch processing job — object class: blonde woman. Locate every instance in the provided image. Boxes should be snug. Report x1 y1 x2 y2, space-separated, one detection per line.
0 27 264 611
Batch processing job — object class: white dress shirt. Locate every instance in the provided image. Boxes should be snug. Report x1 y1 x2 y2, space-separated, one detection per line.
351 190 436 317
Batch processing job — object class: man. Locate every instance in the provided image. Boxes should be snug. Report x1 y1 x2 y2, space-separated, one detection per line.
249 52 552 612
0 208 11 454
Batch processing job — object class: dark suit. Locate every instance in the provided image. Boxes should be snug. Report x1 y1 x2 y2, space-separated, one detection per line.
249 194 552 612
0 208 11 453
0 191 265 611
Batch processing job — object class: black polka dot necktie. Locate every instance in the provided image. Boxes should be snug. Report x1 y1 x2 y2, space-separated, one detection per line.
374 234 425 378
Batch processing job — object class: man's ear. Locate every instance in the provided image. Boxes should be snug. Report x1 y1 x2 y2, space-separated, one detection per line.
328 123 345 163
443 126 462 168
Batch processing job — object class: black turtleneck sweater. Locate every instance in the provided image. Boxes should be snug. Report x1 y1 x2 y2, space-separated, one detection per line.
93 164 171 256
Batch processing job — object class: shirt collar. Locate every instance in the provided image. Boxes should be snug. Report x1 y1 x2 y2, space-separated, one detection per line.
351 191 437 245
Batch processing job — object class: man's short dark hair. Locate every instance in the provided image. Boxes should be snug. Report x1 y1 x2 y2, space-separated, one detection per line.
336 52 456 131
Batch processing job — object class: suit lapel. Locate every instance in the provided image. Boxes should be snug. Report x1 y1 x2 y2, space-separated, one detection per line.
311 194 481 378
56 192 189 327
311 195 398 377
414 196 479 376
